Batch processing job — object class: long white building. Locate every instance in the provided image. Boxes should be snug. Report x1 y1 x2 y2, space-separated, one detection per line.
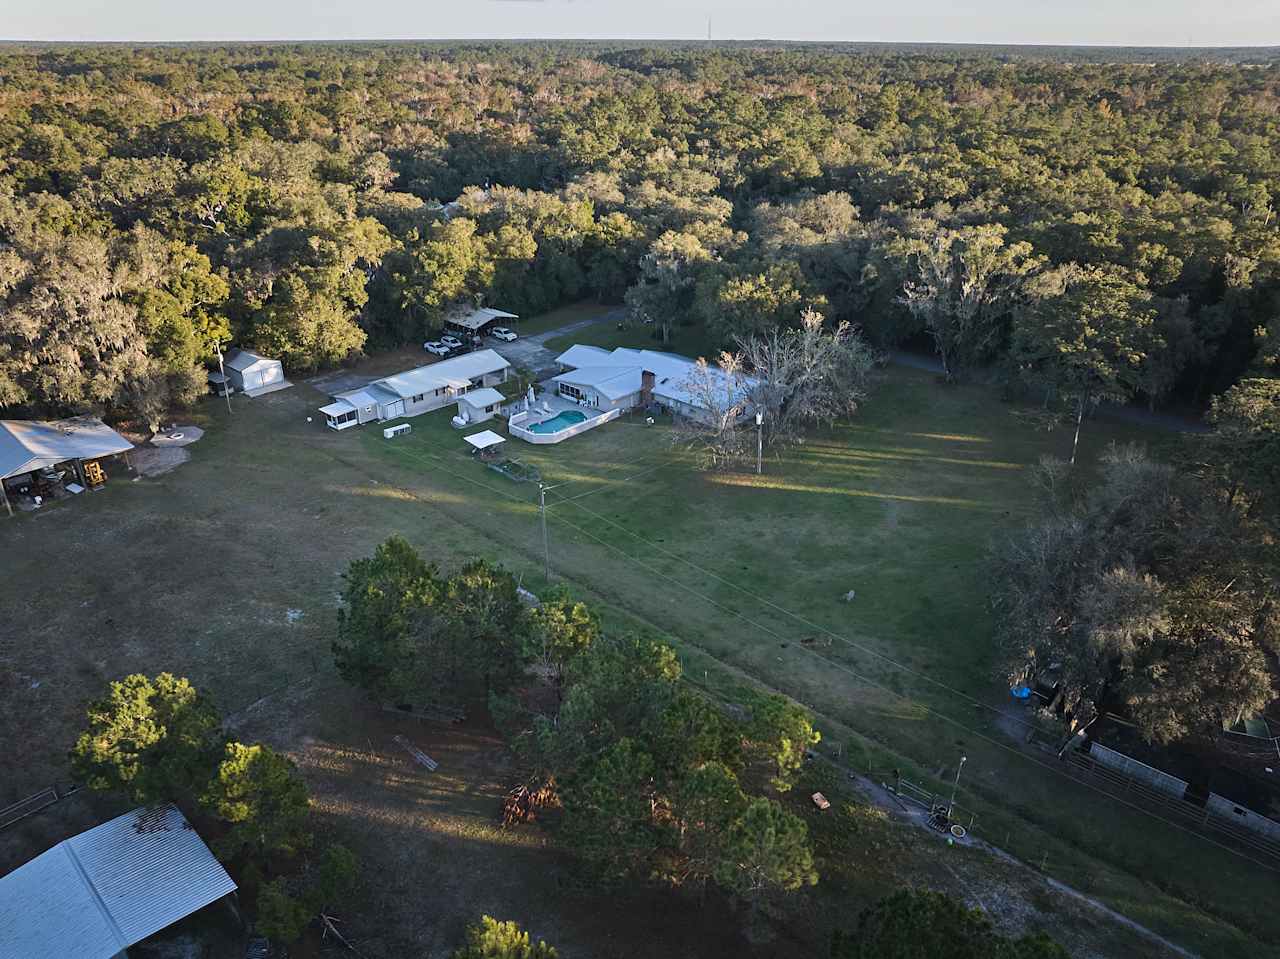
320 349 511 430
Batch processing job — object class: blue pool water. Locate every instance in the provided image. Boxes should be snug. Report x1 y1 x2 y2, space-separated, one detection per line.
528 410 588 434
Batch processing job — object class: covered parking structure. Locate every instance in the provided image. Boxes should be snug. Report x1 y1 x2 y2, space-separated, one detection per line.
0 417 134 516
444 305 518 340
0 803 236 959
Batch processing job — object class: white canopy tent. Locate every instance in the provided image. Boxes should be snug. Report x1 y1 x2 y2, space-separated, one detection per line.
463 430 506 453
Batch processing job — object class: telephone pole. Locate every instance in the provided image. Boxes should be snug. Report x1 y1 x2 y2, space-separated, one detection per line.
947 755 967 820
755 411 763 475
538 483 563 582
214 340 233 415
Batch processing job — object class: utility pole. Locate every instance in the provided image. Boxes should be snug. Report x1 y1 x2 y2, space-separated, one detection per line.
214 340 233 416
947 755 967 820
538 483 562 582
755 411 763 475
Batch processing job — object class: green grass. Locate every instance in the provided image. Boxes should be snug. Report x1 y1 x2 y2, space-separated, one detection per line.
360 367 1266 957
514 299 612 337
0 346 1267 958
544 316 720 360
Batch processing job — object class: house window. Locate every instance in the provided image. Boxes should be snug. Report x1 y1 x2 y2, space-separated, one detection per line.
559 383 583 400
411 393 424 403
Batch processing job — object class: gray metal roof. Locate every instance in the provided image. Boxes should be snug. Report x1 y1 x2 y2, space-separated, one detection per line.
224 348 277 372
371 350 510 400
0 804 236 959
445 306 518 331
457 387 506 408
0 417 134 481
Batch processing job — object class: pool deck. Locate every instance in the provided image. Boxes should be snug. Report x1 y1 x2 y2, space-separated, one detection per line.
508 390 620 444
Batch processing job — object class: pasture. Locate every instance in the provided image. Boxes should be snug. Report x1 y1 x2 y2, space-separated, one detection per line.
0 346 1270 958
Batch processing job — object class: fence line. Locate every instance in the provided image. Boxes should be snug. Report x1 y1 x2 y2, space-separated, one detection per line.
1064 750 1280 865
0 783 81 832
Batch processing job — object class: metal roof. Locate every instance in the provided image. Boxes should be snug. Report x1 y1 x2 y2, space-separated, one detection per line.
371 350 510 400
551 345 755 410
445 306 518 331
0 804 236 959
223 348 278 372
0 417 134 481
457 387 506 408
464 429 506 451
552 366 643 400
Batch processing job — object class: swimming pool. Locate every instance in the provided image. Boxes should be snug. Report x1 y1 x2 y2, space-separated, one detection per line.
528 410 588 434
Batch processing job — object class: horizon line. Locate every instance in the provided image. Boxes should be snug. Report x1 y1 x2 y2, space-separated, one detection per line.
1 37 1278 50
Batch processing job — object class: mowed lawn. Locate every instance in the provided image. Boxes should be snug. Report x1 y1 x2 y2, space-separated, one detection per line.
0 355 1272 958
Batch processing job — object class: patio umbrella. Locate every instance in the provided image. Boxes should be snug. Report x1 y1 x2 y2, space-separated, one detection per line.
526 385 535 410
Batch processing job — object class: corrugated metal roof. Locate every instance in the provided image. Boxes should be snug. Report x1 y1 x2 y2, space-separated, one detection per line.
457 387 506 407
445 306 518 331
552 366 643 400
0 804 236 959
550 345 754 410
224 348 276 372
372 350 510 399
0 417 134 481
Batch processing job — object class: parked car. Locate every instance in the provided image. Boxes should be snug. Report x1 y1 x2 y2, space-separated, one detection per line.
424 341 449 356
440 333 463 349
490 326 518 342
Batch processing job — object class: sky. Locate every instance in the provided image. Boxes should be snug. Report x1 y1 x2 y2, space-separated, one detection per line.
2 0 1278 47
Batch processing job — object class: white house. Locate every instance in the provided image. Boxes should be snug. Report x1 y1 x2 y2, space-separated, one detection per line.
211 349 288 397
320 349 511 431
551 345 754 422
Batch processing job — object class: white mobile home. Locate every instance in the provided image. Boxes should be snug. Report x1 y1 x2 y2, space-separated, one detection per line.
320 349 511 431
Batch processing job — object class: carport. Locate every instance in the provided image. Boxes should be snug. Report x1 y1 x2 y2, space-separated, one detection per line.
0 417 134 517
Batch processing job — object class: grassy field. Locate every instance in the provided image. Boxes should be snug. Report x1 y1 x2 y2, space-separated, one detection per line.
0 330 1273 958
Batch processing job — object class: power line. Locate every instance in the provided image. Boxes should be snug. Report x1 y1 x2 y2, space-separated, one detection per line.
549 488 1046 735
337 433 1280 876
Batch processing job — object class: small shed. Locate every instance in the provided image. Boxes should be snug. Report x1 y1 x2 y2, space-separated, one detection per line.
219 349 289 396
0 803 236 959
456 387 506 426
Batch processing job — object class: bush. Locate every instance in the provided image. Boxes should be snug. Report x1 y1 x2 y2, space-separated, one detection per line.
453 916 558 959
256 878 312 943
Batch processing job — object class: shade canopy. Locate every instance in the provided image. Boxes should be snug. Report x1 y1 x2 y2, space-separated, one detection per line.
0 417 133 481
463 430 506 451
446 306 518 331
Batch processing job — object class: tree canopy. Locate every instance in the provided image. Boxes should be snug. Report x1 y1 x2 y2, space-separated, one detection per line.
2 43 1278 423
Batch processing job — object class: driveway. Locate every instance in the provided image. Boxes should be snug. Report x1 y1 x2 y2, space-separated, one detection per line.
493 308 625 375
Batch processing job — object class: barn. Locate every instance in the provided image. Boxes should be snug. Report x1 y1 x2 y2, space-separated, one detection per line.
212 349 289 397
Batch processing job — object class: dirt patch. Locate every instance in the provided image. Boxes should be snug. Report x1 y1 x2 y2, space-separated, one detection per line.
132 446 191 477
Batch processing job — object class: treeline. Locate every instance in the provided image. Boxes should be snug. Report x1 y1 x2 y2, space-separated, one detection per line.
2 43 1279 425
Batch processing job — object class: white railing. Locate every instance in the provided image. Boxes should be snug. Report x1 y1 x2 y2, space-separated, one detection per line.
510 408 621 444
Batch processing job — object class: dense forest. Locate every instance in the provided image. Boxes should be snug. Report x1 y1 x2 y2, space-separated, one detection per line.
2 42 1279 428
